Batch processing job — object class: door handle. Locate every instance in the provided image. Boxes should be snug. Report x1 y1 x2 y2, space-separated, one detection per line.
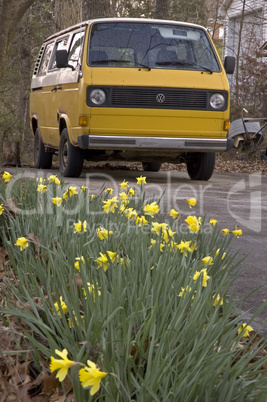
51 86 62 92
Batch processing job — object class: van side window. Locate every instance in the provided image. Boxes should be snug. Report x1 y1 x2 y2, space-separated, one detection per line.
38 42 54 75
49 36 69 70
68 30 85 69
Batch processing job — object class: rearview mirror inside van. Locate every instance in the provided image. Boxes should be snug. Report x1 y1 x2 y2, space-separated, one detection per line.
56 49 75 70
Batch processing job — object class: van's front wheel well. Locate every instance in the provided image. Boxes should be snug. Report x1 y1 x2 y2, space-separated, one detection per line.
32 118 38 134
59 119 67 135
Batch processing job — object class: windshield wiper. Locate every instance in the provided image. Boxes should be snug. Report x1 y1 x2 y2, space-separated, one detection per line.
91 59 151 71
109 59 151 71
156 60 213 74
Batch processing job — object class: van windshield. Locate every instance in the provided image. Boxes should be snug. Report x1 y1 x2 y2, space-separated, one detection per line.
88 21 220 72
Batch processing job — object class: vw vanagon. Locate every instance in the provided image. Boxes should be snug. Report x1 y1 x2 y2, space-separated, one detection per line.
30 18 235 179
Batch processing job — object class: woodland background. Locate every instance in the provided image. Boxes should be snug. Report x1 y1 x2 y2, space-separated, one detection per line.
0 0 266 164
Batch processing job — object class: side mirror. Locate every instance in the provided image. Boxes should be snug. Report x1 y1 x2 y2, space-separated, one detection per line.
224 56 235 75
56 49 75 71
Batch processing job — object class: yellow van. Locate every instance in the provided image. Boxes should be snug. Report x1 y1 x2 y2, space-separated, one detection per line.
30 18 235 179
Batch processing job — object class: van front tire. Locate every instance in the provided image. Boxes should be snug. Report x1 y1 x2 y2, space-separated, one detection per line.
186 152 215 181
59 128 84 177
34 128 53 169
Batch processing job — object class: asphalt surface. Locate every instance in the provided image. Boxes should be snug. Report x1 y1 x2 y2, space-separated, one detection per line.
5 166 267 336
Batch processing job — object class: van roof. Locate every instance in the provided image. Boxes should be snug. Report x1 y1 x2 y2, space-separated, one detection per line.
45 17 206 42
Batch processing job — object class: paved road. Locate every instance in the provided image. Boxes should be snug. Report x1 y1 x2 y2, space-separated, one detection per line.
5 166 267 335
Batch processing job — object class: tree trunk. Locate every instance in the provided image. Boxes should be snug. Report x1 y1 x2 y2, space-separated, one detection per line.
0 0 36 86
155 0 169 19
2 141 21 167
85 0 112 19
54 0 83 31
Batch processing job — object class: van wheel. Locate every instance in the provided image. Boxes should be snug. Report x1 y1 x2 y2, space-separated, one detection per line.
186 152 215 181
142 162 162 172
34 128 53 169
59 128 84 177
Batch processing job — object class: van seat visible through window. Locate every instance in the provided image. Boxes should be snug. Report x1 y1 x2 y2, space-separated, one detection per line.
156 49 178 64
89 50 108 64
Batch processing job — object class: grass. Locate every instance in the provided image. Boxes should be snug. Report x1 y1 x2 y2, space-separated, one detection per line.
0 172 266 401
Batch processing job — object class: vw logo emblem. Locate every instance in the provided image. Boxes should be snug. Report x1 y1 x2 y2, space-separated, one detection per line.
156 93 165 103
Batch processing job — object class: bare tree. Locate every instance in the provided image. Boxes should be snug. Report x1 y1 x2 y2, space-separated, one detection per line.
84 0 113 19
155 0 169 19
54 0 83 31
0 0 36 86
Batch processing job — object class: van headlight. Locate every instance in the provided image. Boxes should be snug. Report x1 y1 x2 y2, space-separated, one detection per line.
90 89 106 105
210 93 225 110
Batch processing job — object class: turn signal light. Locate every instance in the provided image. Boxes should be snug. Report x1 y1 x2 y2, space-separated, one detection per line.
224 120 231 131
79 115 89 127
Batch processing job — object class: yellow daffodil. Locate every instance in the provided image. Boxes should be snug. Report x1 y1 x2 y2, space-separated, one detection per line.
136 175 146 185
215 248 226 259
2 171 13 182
95 251 117 271
170 208 179 219
213 294 223 307
193 268 210 287
63 191 68 199
177 240 192 257
102 197 118 213
119 191 128 201
79 360 107 395
120 180 128 190
81 186 87 191
104 188 113 195
162 228 176 243
202 256 213 266
0 204 4 215
74 256 85 270
36 177 45 184
151 222 168 236
231 229 243 238
209 218 218 226
237 323 254 337
68 186 78 197
50 349 77 382
83 282 101 300
54 296 68 316
222 228 230 236
143 201 159 218
128 187 135 197
89 194 95 200
97 227 113 240
74 220 87 233
149 238 165 252
190 241 197 252
15 237 29 251
48 175 61 185
186 198 197 208
37 184 47 193
185 215 201 233
124 207 138 219
52 197 63 206
178 286 194 298
135 215 148 226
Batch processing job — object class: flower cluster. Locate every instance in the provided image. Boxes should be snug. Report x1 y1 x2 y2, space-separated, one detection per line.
50 349 108 396
3 170 253 398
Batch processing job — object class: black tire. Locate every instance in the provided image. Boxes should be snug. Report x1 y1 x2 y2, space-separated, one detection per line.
142 162 162 172
59 128 84 177
186 152 215 181
34 128 53 169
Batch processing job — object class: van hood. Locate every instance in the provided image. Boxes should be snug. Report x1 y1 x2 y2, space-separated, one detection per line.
89 67 228 91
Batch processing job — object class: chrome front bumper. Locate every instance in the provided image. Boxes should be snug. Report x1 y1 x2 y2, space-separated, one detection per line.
77 135 233 152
